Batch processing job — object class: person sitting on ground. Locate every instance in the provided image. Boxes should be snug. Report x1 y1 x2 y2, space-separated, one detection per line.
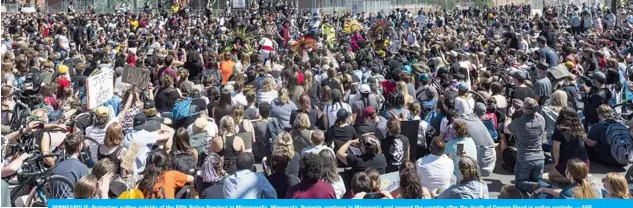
139 149 194 199
587 105 633 166
350 171 394 199
73 173 112 199
498 184 528 199
52 133 89 199
437 156 489 199
416 137 454 195
549 107 589 184
223 153 277 199
195 152 227 199
602 172 630 199
396 161 431 199
534 159 602 199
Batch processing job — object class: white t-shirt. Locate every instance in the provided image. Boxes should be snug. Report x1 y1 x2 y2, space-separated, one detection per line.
324 102 352 127
232 93 247 106
85 119 118 160
454 95 475 116
416 154 454 192
57 35 70 51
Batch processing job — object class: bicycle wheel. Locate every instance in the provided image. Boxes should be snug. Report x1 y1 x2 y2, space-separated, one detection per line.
24 175 74 207
80 136 101 166
611 103 633 121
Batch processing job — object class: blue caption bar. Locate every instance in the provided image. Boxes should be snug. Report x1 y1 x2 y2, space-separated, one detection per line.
49 199 633 208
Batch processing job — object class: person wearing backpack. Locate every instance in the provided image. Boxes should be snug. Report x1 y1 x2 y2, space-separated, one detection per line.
587 105 633 167
170 128 198 177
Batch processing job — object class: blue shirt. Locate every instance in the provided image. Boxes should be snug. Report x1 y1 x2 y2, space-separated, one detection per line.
103 95 122 116
123 129 158 174
223 170 278 199
51 158 89 198
445 137 478 181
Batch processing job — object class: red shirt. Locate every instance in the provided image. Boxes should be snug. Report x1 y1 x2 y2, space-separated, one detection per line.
57 77 70 98
286 180 336 199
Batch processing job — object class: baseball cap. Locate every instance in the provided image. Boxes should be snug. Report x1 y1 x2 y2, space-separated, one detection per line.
590 71 607 82
94 106 110 117
132 113 148 130
360 107 376 120
457 82 469 91
335 109 350 123
359 84 371 94
511 70 528 82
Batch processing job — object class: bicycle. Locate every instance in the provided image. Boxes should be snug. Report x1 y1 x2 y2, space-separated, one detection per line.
6 153 74 207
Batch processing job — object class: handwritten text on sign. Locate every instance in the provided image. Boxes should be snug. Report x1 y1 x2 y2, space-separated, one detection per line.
86 70 114 109
122 65 150 89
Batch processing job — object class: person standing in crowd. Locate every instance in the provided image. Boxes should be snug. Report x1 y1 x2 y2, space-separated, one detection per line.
382 118 410 173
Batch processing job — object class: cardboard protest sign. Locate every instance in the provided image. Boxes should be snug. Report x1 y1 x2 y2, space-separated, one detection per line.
122 65 150 89
379 172 400 193
86 70 114 109
121 141 141 172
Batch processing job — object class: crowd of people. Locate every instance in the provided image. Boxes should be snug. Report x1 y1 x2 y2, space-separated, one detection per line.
2 0 633 204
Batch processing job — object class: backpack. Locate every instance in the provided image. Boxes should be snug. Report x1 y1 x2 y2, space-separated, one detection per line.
481 113 499 141
189 132 209 157
171 150 197 175
266 117 284 151
172 97 197 121
22 73 43 96
601 119 633 165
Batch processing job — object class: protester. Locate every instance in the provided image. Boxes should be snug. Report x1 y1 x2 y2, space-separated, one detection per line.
223 153 277 199
416 137 454 194
534 159 602 199
437 156 489 199
138 149 194 199
549 107 590 184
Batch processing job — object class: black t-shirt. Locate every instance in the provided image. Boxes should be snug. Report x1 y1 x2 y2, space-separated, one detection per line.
511 86 536 101
267 172 300 199
346 153 387 176
354 121 377 137
244 79 260 94
289 109 321 130
326 125 356 147
308 81 321 107
381 134 410 173
154 87 180 112
587 119 619 165
552 127 589 165
321 78 341 92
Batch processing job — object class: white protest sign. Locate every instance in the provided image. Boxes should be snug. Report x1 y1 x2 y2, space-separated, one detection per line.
86 70 114 109
379 172 400 193
233 0 246 9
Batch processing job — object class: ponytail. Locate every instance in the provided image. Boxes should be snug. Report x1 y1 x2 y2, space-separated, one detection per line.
573 179 598 199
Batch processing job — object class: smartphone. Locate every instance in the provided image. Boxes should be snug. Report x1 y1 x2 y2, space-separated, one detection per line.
363 192 384 199
456 143 464 155
37 123 45 129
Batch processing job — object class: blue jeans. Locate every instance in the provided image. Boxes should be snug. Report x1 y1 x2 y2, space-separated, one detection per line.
515 159 545 193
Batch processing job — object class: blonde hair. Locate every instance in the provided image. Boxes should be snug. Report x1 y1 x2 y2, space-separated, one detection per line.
604 172 629 198
262 77 275 92
293 112 310 129
397 81 408 95
551 90 568 108
219 116 236 136
459 156 480 184
279 87 290 104
303 70 314 92
104 122 123 147
598 105 614 119
232 105 245 124
74 174 98 199
273 132 294 158
454 121 469 138
567 159 598 199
